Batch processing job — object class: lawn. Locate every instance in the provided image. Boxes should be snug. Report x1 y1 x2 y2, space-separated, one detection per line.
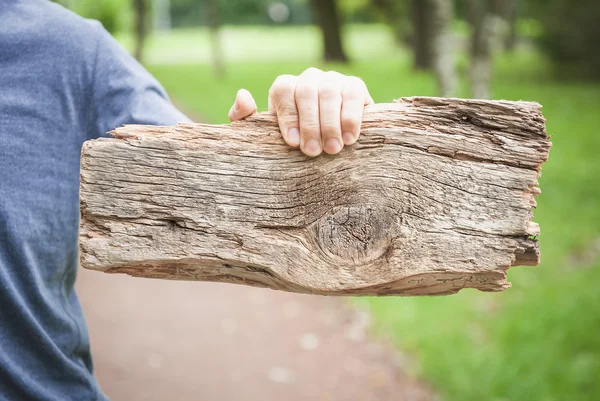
140 25 600 401
116 24 406 65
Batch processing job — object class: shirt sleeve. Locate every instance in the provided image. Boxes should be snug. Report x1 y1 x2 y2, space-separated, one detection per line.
87 21 191 139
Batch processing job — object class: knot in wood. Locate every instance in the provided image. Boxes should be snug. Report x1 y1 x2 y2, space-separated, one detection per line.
317 205 391 264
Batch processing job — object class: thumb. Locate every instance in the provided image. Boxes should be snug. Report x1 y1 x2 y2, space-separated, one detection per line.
228 89 257 121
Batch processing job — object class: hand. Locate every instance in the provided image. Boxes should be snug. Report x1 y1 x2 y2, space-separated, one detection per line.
229 67 374 156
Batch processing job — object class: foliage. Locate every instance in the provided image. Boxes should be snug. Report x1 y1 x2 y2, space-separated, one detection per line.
336 0 379 23
55 0 132 33
369 0 410 44
526 0 600 79
169 0 312 27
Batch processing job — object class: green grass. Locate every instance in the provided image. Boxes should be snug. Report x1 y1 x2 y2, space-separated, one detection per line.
142 26 600 401
117 24 406 65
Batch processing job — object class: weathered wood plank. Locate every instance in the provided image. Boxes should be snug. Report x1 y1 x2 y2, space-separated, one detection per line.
79 97 551 296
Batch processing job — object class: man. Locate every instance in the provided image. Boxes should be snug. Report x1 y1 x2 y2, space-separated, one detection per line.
0 1 373 400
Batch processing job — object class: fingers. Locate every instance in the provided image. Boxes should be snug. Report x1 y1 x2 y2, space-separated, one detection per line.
266 68 372 156
269 74 300 147
318 72 344 154
295 68 323 156
341 76 371 146
228 89 257 121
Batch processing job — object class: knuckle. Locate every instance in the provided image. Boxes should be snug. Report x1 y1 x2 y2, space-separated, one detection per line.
279 113 299 127
300 123 320 138
347 75 366 87
343 76 367 98
278 103 298 117
321 121 341 135
275 73 296 84
269 75 295 98
302 67 322 76
318 83 341 100
342 114 361 130
343 87 363 100
281 118 299 130
294 82 317 101
325 70 344 83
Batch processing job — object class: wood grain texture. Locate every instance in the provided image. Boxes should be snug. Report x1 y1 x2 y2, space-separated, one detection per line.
79 97 551 296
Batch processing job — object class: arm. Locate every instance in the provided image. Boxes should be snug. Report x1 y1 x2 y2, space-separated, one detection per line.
88 21 190 139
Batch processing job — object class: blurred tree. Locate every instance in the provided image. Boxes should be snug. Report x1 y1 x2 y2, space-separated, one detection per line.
430 0 457 97
311 0 348 63
171 0 288 27
335 0 367 16
336 0 378 23
411 0 434 70
372 0 456 95
152 0 172 31
54 0 129 34
370 0 410 46
528 0 600 79
133 0 149 62
467 0 504 98
503 0 518 51
204 0 225 77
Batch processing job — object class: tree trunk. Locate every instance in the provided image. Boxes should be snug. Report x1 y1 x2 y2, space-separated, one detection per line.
429 0 457 97
204 0 225 77
79 97 551 297
412 0 434 70
133 0 148 63
371 0 410 47
151 0 171 31
311 0 348 63
503 0 518 51
468 0 504 99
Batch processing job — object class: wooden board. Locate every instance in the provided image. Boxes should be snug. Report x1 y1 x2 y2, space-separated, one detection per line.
79 97 551 296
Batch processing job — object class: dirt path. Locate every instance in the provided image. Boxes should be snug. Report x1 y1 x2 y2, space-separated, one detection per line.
77 268 433 401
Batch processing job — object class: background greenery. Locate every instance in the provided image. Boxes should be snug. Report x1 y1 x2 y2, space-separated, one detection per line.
59 0 600 78
62 0 600 399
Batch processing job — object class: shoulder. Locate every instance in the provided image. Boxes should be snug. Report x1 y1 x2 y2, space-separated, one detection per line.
1 0 106 67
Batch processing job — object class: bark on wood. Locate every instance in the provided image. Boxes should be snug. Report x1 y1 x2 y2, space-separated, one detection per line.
79 97 551 296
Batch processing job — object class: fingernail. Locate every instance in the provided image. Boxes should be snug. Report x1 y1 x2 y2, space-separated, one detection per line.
287 128 300 146
343 132 356 145
233 101 239 113
324 138 342 154
304 139 321 156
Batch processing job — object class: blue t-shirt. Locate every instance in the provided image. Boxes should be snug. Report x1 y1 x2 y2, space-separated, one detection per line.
0 1 189 399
